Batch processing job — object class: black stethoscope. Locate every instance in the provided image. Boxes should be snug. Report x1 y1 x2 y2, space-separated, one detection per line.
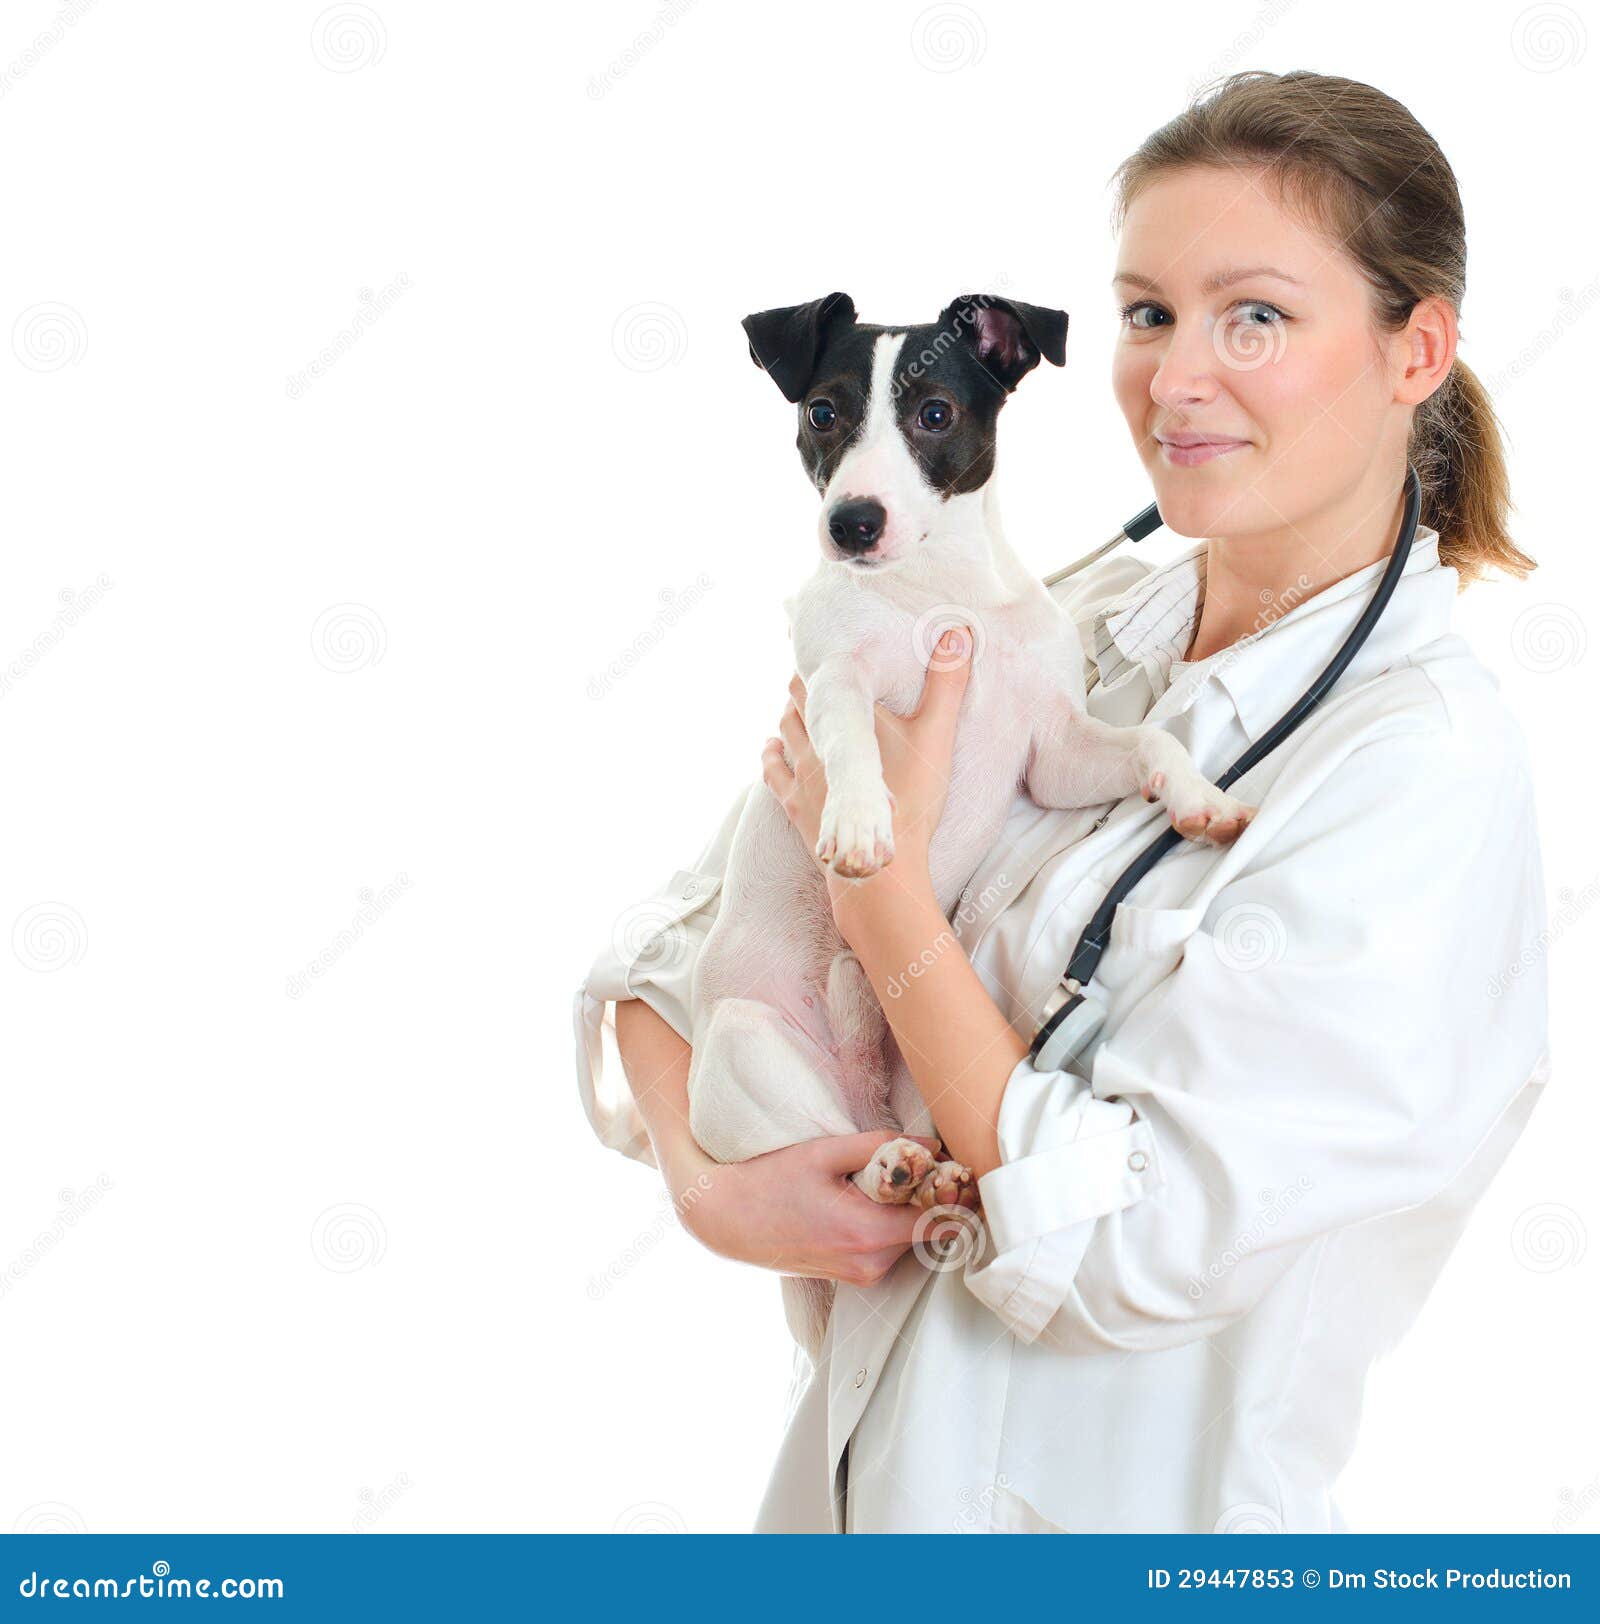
1028 464 1424 1074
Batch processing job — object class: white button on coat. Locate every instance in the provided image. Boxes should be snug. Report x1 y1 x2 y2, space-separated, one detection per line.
573 524 1551 1534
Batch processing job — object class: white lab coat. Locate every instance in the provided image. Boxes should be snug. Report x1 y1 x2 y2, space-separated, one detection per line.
574 523 1551 1534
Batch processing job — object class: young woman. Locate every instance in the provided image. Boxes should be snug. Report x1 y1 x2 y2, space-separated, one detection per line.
576 71 1550 1533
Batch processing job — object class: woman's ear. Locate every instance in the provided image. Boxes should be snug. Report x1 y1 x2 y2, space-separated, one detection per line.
741 292 856 403
938 294 1068 391
1395 294 1457 406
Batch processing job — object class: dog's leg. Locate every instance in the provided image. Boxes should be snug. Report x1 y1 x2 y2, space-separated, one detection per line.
824 948 981 1209
688 995 857 1165
1027 709 1255 847
688 994 862 1365
823 949 891 1128
804 654 895 878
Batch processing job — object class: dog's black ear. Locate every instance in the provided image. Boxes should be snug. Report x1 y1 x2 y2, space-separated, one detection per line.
939 294 1068 391
741 292 856 403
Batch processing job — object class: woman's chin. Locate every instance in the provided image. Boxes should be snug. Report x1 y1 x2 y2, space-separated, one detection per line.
1150 492 1226 541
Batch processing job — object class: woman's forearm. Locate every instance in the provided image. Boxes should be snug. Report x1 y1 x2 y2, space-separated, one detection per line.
832 870 1025 1178
613 996 716 1201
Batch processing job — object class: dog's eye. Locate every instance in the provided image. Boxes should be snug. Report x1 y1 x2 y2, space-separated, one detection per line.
918 399 954 432
807 399 837 431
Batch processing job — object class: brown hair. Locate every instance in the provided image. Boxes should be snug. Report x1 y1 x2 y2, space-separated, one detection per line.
1110 70 1534 590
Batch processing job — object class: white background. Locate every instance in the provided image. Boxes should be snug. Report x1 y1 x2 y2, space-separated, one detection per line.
2 0 1595 1535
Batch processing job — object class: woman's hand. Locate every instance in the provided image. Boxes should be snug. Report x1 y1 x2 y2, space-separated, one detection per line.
681 1130 948 1286
761 627 974 904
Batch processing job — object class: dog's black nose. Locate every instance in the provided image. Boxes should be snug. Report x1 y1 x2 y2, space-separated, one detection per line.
828 498 885 554
890 1164 910 1185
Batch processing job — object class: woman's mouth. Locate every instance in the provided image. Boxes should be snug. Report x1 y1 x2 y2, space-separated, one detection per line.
1157 434 1251 468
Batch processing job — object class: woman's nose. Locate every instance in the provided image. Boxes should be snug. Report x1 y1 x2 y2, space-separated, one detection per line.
1148 320 1223 409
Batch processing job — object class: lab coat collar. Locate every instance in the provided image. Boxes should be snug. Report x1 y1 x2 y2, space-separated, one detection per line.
1090 524 1453 745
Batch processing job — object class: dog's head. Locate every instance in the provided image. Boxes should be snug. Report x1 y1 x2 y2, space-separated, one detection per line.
741 292 1067 569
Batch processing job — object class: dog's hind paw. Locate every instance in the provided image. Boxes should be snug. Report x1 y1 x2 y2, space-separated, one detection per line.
915 1160 979 1211
853 1137 936 1204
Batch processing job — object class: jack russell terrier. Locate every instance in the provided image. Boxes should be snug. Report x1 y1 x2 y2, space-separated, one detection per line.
684 292 1254 1360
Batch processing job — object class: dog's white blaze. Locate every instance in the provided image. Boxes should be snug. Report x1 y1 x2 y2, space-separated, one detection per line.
821 331 941 557
861 331 906 444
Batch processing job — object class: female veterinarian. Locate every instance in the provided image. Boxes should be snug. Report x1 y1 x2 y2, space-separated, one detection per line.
574 71 1550 1534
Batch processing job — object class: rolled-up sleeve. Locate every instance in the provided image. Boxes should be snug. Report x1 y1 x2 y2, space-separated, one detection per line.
963 702 1550 1350
573 782 751 1169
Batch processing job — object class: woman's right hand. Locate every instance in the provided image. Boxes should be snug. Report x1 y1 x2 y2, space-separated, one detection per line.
679 1130 946 1288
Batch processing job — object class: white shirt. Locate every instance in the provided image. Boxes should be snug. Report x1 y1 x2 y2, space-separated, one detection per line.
574 523 1551 1534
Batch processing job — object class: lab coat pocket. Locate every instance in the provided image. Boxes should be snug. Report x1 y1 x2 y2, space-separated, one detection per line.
1091 901 1205 1001
1071 902 1205 1118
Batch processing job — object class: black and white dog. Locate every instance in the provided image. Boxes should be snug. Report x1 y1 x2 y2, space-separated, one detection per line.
687 293 1253 1359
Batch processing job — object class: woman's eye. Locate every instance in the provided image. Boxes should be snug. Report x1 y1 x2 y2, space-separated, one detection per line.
1119 301 1169 330
917 399 953 432
807 399 837 431
1234 300 1288 325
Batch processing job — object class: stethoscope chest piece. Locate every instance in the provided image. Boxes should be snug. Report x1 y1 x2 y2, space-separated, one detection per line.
1030 979 1109 1074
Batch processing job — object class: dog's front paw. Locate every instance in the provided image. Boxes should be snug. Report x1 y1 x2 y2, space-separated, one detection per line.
854 1137 936 1204
817 786 895 877
1142 769 1257 848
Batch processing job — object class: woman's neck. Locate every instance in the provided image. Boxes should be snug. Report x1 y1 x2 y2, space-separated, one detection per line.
1183 475 1411 663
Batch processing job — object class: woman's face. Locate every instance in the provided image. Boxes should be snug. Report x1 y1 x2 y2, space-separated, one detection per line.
1111 164 1405 542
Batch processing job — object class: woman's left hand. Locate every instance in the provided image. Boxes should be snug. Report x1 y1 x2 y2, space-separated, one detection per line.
760 627 974 910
